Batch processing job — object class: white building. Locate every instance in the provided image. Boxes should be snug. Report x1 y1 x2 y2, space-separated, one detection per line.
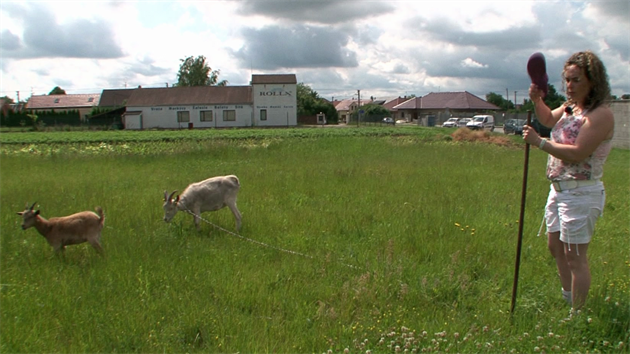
122 74 297 129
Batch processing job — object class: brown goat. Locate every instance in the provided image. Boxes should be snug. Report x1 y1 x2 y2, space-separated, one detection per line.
17 202 105 255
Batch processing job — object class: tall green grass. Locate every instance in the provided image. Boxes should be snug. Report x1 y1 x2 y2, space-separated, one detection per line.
1 129 628 353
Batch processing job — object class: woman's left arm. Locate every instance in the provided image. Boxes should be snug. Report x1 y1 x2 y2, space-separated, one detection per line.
524 106 614 163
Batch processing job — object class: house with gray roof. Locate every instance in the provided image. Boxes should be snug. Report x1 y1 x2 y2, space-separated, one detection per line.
393 91 500 126
122 74 297 129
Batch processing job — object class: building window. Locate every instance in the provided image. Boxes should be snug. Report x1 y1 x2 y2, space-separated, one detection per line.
177 111 190 122
260 109 267 121
223 110 236 121
88 97 94 103
54 98 60 103
200 110 213 122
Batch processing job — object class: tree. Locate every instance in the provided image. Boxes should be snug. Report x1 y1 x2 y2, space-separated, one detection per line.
486 92 514 110
296 83 338 124
0 96 15 104
297 83 319 116
520 84 565 112
357 103 391 122
49 86 66 95
176 55 227 87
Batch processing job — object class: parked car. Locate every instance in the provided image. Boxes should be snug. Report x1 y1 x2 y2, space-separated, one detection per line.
382 117 395 125
396 119 406 124
531 118 551 137
457 118 472 128
466 115 495 131
442 117 460 128
504 119 526 135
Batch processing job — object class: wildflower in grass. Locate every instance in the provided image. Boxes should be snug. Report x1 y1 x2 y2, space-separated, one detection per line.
435 331 446 338
618 342 625 350
548 332 554 337
603 341 610 347
534 346 540 352
455 223 461 227
587 317 593 323
453 332 460 339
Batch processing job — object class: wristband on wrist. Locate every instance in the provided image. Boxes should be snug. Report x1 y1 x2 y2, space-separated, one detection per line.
539 138 546 149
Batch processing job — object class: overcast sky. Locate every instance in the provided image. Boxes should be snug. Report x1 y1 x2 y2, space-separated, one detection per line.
1 0 628 104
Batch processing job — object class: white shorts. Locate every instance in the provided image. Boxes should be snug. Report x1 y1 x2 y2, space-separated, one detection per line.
545 182 605 245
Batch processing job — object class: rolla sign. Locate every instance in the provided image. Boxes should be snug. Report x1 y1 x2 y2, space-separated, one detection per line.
259 88 292 97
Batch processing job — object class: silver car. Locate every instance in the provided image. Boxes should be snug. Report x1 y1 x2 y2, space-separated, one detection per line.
457 118 472 128
442 117 460 128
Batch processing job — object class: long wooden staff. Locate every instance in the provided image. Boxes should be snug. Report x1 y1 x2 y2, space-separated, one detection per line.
511 110 532 314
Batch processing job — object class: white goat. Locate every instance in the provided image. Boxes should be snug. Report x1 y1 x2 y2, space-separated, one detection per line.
163 175 242 231
17 202 105 255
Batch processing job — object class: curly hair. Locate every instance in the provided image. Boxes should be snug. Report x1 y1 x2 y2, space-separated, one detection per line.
562 51 611 110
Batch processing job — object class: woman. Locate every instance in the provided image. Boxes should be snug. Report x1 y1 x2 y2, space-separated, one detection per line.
523 51 614 311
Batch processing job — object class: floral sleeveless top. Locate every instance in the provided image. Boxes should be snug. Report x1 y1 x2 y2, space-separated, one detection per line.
546 107 612 181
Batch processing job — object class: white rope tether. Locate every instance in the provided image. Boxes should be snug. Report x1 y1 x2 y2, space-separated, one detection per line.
182 209 360 269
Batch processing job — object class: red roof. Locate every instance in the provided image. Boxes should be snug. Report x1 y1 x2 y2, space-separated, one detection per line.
383 97 408 111
27 93 101 110
393 92 499 110
334 98 362 111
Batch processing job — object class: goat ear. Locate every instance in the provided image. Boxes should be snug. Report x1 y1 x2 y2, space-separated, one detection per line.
17 212 23 216
175 195 180 203
35 210 40 216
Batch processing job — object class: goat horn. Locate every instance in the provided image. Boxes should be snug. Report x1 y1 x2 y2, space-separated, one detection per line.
168 191 178 201
29 202 37 210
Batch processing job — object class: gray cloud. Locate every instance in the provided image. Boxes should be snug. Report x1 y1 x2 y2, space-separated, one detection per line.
590 1 630 23
232 25 359 70
0 30 22 50
391 63 410 74
238 0 394 24
1 3 124 59
406 15 541 51
125 57 171 77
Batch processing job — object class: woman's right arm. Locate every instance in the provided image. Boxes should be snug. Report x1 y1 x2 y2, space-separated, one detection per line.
529 84 563 128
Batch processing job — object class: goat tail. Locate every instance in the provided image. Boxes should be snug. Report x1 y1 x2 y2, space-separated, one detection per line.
95 206 105 225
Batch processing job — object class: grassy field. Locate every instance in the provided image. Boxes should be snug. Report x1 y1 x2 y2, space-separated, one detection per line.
1 127 628 353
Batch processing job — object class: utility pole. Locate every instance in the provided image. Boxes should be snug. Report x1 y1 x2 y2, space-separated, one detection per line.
514 91 517 108
16 91 20 102
357 89 361 126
